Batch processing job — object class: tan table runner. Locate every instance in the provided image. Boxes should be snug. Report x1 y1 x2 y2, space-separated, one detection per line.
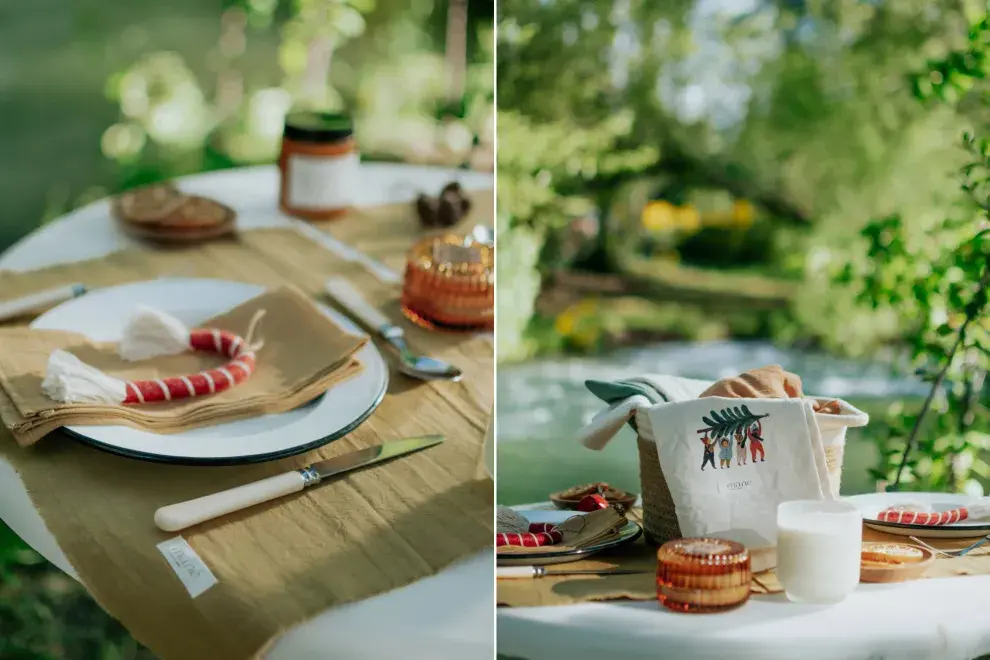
0 193 494 660
497 509 990 607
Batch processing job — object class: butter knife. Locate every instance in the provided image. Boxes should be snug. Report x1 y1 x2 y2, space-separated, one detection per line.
0 283 87 322
154 435 443 532
497 566 652 579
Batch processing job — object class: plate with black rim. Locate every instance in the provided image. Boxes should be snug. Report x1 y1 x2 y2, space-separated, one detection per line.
845 492 990 539
497 508 643 566
31 278 388 465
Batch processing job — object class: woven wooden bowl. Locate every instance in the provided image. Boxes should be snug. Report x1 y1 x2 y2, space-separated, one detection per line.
550 483 638 513
859 542 935 583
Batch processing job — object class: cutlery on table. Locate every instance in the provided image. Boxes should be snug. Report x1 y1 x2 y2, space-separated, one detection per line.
154 435 443 532
497 566 652 579
324 277 463 382
0 283 87 322
909 534 990 558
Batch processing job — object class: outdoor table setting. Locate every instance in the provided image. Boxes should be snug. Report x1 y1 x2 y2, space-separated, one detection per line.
0 145 495 660
496 368 990 660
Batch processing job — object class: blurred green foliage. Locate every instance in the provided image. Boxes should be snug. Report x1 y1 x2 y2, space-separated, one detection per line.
496 0 989 360
836 22 990 493
101 0 494 190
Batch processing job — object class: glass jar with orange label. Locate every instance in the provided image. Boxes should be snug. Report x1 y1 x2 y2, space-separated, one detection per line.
278 111 359 221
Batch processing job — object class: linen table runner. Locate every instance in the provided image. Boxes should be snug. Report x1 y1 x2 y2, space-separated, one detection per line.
496 509 990 607
0 193 494 660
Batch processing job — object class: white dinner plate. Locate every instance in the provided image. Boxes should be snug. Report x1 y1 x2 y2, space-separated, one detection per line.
497 509 643 566
31 278 388 465
845 492 990 539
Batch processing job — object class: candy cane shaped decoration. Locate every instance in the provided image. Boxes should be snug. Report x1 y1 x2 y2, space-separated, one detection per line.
875 500 990 526
42 305 265 405
496 522 563 548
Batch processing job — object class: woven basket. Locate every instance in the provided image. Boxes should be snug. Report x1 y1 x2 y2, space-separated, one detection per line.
636 427 847 547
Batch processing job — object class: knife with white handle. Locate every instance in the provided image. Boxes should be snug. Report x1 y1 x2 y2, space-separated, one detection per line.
0 283 87 322
154 435 443 532
496 566 651 579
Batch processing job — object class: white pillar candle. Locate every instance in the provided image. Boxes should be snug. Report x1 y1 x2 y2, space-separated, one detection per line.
776 499 862 604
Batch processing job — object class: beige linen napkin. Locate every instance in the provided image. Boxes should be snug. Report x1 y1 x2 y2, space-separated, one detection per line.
0 286 366 445
497 507 628 555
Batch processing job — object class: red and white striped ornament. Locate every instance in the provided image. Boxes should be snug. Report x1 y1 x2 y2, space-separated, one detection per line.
42 305 265 405
496 522 563 548
875 500 990 526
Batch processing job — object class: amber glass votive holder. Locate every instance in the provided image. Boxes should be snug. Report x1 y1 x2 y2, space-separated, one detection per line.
401 234 493 332
656 538 751 613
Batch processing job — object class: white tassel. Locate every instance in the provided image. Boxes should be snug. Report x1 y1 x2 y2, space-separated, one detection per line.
118 305 190 361
42 350 128 404
496 506 530 534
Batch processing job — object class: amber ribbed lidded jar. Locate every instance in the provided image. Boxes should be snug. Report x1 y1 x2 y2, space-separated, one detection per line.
656 538 751 613
401 234 494 331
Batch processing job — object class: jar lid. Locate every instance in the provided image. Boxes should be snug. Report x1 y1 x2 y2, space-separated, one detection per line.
283 111 353 143
657 538 750 572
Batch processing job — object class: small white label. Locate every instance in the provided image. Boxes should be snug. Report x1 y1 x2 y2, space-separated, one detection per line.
433 242 482 266
286 152 360 210
156 537 218 598
715 466 765 495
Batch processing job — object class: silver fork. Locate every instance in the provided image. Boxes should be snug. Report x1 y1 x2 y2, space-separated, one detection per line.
909 534 990 558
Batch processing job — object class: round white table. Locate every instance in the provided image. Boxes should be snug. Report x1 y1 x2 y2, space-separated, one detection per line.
497 505 990 660
0 163 495 660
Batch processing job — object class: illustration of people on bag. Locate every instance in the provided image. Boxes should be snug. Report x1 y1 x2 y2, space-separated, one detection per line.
700 433 717 471
697 405 769 471
718 438 732 468
748 419 766 463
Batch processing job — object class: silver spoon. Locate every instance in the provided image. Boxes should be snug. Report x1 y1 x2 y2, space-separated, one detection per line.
909 534 990 558
324 278 463 382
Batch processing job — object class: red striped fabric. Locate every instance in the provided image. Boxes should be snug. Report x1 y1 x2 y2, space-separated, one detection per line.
121 328 256 405
876 507 970 526
496 522 563 548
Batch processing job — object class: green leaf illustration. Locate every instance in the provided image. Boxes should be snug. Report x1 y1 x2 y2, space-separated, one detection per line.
699 407 769 440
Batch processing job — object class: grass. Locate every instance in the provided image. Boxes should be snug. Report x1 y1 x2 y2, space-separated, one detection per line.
0 522 155 660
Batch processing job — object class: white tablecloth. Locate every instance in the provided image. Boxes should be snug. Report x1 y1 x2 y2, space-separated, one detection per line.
497 503 990 660
0 163 495 660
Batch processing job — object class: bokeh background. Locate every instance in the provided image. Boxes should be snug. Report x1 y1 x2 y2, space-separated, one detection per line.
0 1 492 657
496 0 989 507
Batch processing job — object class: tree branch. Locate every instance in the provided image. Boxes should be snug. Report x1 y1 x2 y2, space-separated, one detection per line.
892 257 990 489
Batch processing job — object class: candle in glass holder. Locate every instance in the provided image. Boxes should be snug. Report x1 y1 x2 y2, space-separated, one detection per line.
656 538 751 613
776 499 862 603
401 234 493 331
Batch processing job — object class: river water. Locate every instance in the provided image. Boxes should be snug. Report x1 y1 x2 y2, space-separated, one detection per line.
496 340 926 504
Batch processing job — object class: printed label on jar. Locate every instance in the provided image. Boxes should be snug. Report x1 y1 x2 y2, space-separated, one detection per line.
286 152 360 211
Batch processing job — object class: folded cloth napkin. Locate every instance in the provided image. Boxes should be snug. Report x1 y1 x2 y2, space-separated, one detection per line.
699 364 804 399
496 507 627 555
578 374 710 450
0 286 367 445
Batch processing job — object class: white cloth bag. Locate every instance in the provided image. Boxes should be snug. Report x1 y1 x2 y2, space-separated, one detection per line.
578 374 868 542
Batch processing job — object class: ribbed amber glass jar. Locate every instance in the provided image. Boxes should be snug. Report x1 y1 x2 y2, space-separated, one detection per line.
401 234 494 331
656 538 751 613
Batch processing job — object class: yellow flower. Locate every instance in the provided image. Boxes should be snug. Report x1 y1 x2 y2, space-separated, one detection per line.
675 204 701 232
642 200 674 231
554 310 575 336
732 199 756 227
